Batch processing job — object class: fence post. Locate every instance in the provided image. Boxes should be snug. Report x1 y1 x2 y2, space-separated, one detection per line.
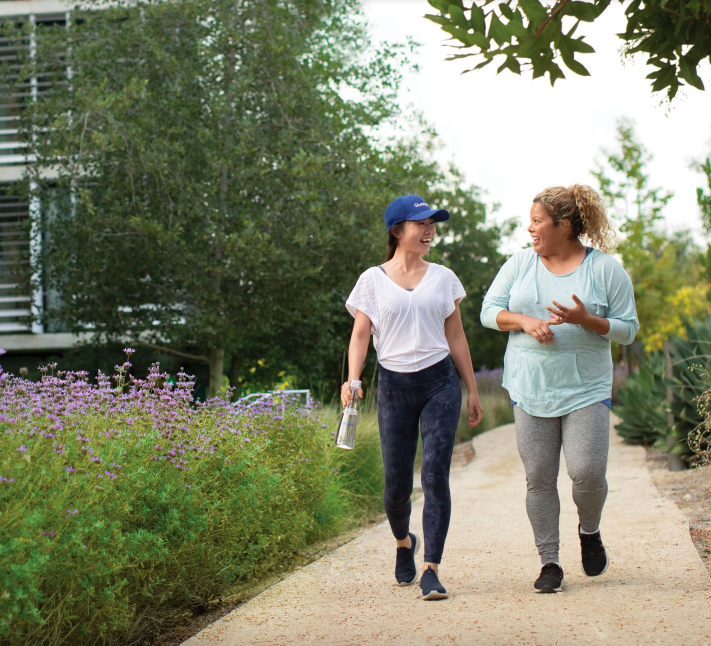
664 342 685 471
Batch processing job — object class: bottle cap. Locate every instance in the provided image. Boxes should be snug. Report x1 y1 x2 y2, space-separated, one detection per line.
350 379 362 389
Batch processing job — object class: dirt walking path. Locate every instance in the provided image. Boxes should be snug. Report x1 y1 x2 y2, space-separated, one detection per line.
186 419 711 645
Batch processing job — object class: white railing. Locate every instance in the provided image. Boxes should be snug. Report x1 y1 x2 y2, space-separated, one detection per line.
235 389 312 409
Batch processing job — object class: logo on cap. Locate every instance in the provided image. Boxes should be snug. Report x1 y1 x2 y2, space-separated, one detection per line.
414 202 428 207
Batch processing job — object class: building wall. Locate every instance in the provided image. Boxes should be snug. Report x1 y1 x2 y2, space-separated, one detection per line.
0 1 79 353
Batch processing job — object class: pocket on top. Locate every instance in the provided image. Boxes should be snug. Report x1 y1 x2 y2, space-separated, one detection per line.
513 348 585 400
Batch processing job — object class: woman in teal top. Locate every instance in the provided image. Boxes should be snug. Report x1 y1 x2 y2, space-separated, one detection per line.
481 185 639 594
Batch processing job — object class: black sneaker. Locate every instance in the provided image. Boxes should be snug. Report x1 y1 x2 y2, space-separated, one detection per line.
420 566 448 600
395 532 420 585
579 525 609 576
534 563 564 593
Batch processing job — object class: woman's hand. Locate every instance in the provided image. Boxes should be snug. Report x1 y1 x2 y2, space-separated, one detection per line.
340 382 364 408
467 392 483 428
546 294 589 326
521 315 559 345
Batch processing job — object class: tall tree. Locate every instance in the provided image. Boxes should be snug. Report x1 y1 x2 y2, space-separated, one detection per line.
8 0 511 397
425 0 711 100
593 119 709 352
697 151 711 282
8 0 401 396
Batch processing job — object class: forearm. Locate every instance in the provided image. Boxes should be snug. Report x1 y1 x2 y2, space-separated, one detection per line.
347 332 370 381
495 310 527 331
581 313 610 336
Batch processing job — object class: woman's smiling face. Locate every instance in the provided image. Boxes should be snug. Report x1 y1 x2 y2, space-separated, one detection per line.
397 217 436 255
528 202 568 255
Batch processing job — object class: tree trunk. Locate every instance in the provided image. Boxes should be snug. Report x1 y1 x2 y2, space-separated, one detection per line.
207 347 225 400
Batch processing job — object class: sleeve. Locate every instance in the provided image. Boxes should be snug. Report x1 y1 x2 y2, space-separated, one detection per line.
345 269 378 330
480 254 518 331
445 269 467 317
601 258 640 345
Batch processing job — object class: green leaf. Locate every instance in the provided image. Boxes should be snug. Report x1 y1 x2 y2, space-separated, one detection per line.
505 9 529 39
650 64 676 93
469 4 486 33
463 31 490 49
497 55 522 75
499 4 515 20
518 0 549 23
474 58 494 70
428 0 451 11
488 13 512 46
518 37 548 58
548 62 566 86
441 24 464 39
424 14 451 26
563 0 611 22
679 56 705 91
568 37 595 54
447 4 468 30
558 36 591 76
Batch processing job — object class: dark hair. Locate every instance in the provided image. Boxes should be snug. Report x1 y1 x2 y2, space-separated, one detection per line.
386 222 406 261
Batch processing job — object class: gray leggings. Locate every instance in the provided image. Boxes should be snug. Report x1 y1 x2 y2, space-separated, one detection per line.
513 402 610 565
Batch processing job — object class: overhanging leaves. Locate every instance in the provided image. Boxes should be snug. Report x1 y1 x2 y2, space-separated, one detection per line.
426 0 711 100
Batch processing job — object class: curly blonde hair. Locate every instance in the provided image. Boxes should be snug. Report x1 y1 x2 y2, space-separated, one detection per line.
533 185 616 253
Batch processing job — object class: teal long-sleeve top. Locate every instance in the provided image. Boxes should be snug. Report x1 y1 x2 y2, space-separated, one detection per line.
480 247 639 417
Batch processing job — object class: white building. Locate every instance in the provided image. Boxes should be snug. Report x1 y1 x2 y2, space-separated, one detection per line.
0 1 86 354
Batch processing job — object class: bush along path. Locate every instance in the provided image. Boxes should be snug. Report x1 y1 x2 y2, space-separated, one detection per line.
186 417 711 646
0 354 372 645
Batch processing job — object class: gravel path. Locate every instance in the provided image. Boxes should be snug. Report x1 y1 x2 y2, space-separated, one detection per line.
186 419 711 645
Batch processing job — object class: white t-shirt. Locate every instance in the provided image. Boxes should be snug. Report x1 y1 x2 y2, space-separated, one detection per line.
345 262 466 373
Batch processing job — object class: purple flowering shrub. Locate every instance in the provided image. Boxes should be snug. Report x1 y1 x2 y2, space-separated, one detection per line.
0 352 342 645
473 367 504 394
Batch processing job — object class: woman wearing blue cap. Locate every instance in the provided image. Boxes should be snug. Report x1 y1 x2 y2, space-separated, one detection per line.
342 194 483 600
481 185 639 594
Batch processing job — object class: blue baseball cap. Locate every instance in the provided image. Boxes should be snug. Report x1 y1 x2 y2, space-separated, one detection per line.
384 194 449 230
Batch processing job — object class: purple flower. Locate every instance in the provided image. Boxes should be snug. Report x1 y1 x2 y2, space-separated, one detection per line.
65 466 76 473
16 445 27 452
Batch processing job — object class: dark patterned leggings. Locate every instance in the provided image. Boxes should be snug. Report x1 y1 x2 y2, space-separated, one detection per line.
377 356 461 564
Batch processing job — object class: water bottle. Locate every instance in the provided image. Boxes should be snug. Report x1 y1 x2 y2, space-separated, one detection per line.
335 379 361 450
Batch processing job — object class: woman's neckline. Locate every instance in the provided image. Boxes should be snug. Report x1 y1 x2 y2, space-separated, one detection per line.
538 247 592 277
378 262 432 293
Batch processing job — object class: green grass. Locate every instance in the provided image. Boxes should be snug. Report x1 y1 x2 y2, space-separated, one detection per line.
456 388 515 444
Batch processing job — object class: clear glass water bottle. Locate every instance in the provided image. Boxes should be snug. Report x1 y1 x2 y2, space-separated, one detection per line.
335 379 361 450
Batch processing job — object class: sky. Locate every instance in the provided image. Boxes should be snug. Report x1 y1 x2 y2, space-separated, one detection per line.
364 0 711 250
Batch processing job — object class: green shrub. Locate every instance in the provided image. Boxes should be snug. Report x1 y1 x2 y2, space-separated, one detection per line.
0 359 349 645
666 318 711 460
325 404 385 522
689 370 711 466
613 353 667 446
614 317 711 461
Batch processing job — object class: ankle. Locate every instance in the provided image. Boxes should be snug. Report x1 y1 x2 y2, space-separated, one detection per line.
395 536 411 549
422 562 438 575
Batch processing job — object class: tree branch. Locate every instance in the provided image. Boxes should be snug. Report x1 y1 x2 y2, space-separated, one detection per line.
138 342 209 363
534 0 572 38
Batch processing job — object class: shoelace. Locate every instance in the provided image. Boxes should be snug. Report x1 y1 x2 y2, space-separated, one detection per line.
581 532 605 555
541 564 563 579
